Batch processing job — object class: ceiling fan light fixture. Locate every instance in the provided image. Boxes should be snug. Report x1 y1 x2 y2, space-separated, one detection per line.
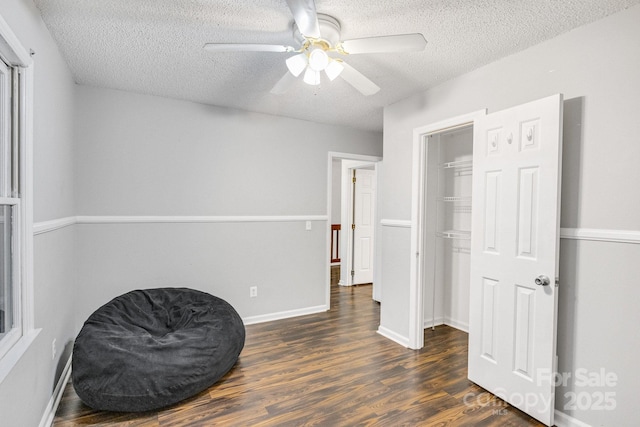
303 67 321 85
324 60 344 81
286 52 308 77
308 48 329 72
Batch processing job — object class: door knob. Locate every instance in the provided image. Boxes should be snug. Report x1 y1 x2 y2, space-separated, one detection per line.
535 275 550 286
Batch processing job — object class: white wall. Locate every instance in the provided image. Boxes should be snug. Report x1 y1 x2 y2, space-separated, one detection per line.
380 5 640 426
0 1 77 427
422 129 473 331
74 86 382 322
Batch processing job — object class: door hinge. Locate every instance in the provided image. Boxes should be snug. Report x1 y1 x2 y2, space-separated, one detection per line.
352 176 356 183
351 224 356 230
555 277 560 287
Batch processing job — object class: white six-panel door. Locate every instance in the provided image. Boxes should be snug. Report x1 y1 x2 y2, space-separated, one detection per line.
468 94 563 426
353 169 375 284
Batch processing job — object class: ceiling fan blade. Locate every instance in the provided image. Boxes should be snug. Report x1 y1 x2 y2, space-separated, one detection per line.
339 62 380 96
286 0 321 38
203 43 295 53
340 33 427 54
270 71 298 95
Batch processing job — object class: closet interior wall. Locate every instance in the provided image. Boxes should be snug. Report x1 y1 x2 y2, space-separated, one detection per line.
423 126 473 332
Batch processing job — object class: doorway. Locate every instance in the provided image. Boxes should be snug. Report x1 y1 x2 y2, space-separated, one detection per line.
421 125 474 334
408 110 486 350
341 163 376 287
326 152 381 309
408 95 564 426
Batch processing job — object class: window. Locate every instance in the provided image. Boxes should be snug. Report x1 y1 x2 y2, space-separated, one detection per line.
0 58 21 359
0 13 35 371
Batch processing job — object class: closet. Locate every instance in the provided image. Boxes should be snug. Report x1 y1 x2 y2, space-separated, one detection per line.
422 125 473 332
411 96 563 425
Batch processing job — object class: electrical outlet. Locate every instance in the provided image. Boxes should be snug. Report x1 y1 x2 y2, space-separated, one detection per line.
52 338 56 360
249 286 258 298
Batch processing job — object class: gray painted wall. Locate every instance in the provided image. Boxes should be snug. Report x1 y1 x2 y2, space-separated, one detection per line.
0 4 382 425
380 5 640 426
75 221 327 324
3 0 638 425
0 1 78 427
74 86 382 321
75 87 382 217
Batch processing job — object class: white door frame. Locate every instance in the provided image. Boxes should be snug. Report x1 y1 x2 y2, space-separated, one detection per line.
326 152 381 308
408 110 486 350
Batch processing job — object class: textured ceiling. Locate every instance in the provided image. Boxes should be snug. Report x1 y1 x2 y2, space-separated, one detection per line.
33 0 639 131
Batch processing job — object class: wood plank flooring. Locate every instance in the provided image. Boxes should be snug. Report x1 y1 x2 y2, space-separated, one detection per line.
53 281 544 426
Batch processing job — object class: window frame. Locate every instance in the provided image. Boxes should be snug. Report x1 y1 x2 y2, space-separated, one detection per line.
0 12 36 379
0 200 21 358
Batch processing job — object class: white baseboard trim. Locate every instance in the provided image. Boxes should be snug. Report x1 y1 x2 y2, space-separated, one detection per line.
554 409 591 427
444 316 469 333
423 317 445 329
422 317 469 333
242 304 328 325
38 353 72 427
377 326 410 348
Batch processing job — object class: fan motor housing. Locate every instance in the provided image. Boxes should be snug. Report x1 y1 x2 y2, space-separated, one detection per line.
293 13 341 47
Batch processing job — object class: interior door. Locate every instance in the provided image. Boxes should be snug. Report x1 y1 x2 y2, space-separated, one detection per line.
468 94 563 426
352 169 375 284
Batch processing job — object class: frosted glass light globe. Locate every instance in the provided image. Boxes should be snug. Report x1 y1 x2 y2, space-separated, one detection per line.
325 60 344 81
308 49 329 72
303 67 321 85
286 53 308 77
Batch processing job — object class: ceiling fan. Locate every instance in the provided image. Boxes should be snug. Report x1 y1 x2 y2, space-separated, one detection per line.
203 0 427 96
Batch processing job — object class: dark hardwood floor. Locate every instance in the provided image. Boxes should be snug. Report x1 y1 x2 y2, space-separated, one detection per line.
53 276 544 426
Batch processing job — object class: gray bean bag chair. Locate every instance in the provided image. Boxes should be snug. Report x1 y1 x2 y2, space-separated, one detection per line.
72 288 245 412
